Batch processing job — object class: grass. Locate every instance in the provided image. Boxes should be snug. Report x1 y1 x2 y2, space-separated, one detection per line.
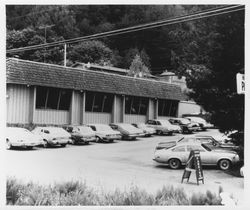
7 177 222 206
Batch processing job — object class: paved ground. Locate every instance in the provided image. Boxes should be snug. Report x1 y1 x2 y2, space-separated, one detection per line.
5 129 244 204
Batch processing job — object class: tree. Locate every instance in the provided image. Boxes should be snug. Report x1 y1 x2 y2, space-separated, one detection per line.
128 54 151 77
170 10 244 132
68 40 114 65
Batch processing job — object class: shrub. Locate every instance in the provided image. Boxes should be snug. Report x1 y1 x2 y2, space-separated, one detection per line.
6 178 223 206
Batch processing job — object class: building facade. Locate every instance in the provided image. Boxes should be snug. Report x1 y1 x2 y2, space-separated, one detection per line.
6 58 184 126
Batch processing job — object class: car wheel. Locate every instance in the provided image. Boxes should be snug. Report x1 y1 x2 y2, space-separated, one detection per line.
168 131 173 136
61 144 67 147
156 130 163 135
96 137 101 143
43 140 49 148
218 159 231 170
6 139 12 150
169 158 181 169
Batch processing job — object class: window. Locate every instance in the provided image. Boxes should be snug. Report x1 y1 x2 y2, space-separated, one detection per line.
158 99 178 117
85 91 113 113
125 96 148 115
172 146 185 152
36 86 71 111
187 145 205 152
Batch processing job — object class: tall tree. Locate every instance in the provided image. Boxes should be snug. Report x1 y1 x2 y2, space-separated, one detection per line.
128 54 150 77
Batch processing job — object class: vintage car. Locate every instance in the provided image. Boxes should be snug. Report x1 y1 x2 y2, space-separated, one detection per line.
185 117 213 131
109 123 144 140
153 141 240 170
145 119 180 135
32 126 71 147
88 124 121 142
168 117 199 133
6 127 43 149
64 125 97 144
132 123 156 137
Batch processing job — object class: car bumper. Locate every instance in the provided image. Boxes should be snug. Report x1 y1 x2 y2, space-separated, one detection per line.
103 135 121 141
48 138 70 145
11 142 40 147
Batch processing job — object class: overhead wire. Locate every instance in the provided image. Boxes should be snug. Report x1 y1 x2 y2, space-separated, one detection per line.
6 5 244 54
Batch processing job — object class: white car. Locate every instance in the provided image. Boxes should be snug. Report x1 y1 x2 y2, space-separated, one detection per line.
185 117 213 131
32 126 71 147
88 124 121 142
6 127 43 149
153 142 240 170
110 123 145 140
146 119 181 135
132 123 156 137
64 125 97 144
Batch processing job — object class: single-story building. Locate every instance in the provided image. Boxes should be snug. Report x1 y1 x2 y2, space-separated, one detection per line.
6 58 185 126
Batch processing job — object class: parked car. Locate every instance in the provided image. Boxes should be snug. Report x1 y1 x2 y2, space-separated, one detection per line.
169 117 199 134
109 123 144 140
6 127 43 149
32 126 71 147
153 141 240 170
88 124 121 142
194 135 239 150
64 125 97 144
185 117 213 131
145 119 180 135
132 123 156 137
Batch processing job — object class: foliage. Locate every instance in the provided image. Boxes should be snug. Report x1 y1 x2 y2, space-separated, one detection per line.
7 177 223 206
128 54 151 77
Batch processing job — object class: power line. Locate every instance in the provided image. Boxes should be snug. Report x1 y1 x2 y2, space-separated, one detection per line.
6 5 244 54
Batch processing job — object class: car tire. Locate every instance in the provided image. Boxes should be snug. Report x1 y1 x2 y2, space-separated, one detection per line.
169 158 181 169
61 144 67 147
218 159 231 170
6 139 12 150
43 140 49 148
156 130 163 135
168 131 173 136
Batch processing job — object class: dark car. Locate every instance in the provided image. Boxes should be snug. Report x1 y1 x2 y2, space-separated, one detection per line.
169 118 199 134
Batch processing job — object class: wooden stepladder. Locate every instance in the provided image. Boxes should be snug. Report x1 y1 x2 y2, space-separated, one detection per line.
181 150 204 185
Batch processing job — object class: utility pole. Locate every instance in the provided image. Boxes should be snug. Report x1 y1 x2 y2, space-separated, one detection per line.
38 24 55 62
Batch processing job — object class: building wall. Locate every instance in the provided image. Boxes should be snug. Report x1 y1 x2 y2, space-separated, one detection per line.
177 100 203 117
124 114 147 123
6 84 31 124
83 112 112 124
34 110 69 124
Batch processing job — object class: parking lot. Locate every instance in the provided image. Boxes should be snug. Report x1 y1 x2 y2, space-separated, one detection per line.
5 129 244 204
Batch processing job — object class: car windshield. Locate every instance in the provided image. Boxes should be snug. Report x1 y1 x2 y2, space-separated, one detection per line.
159 120 171 126
137 123 147 128
179 118 190 124
95 125 113 131
118 124 138 130
77 126 94 133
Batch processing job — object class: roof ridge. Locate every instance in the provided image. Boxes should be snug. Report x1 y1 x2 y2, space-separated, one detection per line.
6 57 181 88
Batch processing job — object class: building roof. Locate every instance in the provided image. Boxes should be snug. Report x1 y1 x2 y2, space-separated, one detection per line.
6 58 184 101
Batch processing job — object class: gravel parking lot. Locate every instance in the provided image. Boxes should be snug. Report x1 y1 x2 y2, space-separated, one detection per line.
5 129 244 204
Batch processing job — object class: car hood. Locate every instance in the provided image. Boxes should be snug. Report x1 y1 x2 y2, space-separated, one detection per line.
7 133 42 142
97 130 121 135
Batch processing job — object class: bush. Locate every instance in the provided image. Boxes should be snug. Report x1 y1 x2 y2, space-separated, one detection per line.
6 177 223 206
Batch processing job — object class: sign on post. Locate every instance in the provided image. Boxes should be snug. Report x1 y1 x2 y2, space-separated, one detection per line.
181 150 204 185
236 73 245 94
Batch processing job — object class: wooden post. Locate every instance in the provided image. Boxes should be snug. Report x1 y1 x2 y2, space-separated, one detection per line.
29 86 36 124
64 43 67 67
80 91 86 124
121 95 125 123
111 95 117 123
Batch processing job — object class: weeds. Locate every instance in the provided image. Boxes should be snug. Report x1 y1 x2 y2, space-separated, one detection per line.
6 177 222 206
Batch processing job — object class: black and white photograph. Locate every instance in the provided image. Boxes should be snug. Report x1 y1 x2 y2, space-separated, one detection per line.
1 1 248 208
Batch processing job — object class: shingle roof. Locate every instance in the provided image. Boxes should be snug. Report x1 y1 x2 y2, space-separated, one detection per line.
6 58 184 101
